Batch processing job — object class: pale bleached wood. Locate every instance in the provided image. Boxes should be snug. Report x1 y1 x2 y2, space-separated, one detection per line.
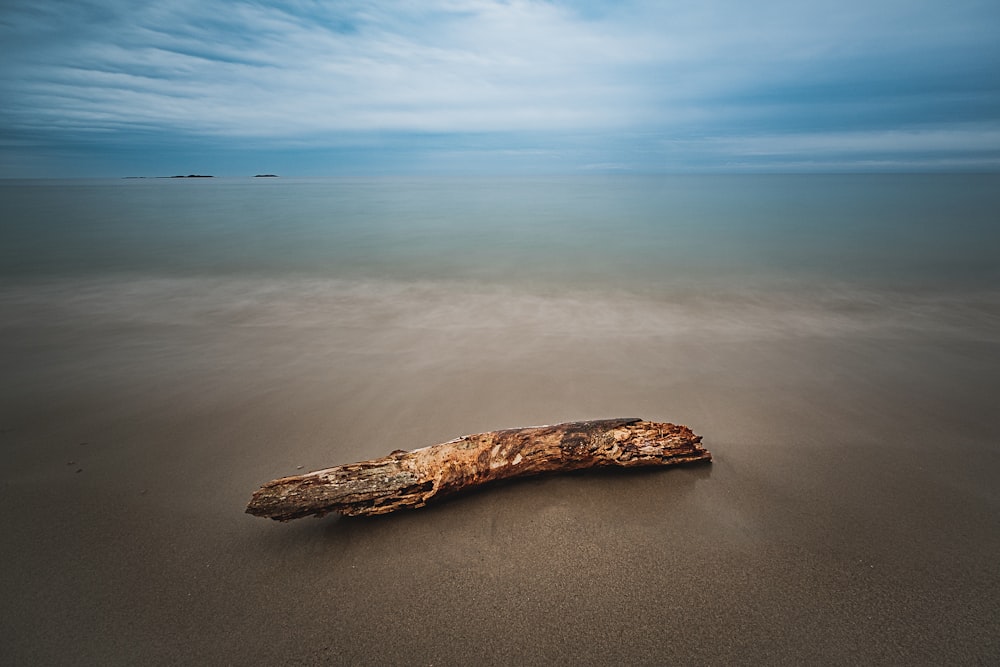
246 418 710 521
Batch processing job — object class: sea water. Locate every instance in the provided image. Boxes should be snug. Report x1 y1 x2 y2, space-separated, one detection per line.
2 175 999 292
2 174 999 400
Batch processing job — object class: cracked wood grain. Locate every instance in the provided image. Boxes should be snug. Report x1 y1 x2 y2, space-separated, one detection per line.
246 418 710 520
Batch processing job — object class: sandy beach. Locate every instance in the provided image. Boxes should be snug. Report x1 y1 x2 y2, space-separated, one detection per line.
2 276 998 664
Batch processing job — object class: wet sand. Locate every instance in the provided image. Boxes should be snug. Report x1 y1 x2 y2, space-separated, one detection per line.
2 278 999 664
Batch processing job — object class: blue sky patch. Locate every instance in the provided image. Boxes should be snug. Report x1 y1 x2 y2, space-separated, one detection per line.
1 0 998 176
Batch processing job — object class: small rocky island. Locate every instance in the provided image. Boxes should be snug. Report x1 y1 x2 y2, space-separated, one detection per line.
254 174 279 178
122 174 215 179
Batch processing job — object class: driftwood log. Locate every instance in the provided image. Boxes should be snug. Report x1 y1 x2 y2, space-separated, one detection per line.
246 418 710 521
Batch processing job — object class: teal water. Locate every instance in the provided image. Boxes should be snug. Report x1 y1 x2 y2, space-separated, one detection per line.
1 174 998 355
2 174 998 291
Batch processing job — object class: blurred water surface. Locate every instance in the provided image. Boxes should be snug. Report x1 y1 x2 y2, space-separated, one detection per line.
2 174 998 292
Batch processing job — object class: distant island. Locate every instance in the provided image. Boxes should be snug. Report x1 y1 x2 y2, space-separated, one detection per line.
121 174 216 179
121 174 280 179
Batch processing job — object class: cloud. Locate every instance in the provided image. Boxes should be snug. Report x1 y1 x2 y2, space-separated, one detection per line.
1 0 999 173
1 0 651 137
654 127 1000 172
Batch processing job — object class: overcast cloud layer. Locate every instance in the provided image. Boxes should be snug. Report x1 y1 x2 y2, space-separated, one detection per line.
1 0 999 176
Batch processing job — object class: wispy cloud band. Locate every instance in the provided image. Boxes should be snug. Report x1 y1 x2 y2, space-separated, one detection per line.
1 0 999 174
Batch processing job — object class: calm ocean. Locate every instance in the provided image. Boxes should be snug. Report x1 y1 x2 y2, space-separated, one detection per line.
2 174 998 285
2 174 998 346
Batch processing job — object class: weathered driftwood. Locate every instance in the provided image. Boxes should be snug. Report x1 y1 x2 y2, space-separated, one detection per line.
246 418 710 521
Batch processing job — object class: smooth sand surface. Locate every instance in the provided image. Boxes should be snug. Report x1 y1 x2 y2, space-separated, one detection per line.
2 278 999 665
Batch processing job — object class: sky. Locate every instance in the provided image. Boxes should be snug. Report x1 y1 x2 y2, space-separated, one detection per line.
1 0 999 177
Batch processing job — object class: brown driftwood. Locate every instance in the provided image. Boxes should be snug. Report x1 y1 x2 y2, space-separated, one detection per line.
246 418 710 521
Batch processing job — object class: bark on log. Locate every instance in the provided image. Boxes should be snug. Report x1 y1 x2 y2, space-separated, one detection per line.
246 418 710 521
